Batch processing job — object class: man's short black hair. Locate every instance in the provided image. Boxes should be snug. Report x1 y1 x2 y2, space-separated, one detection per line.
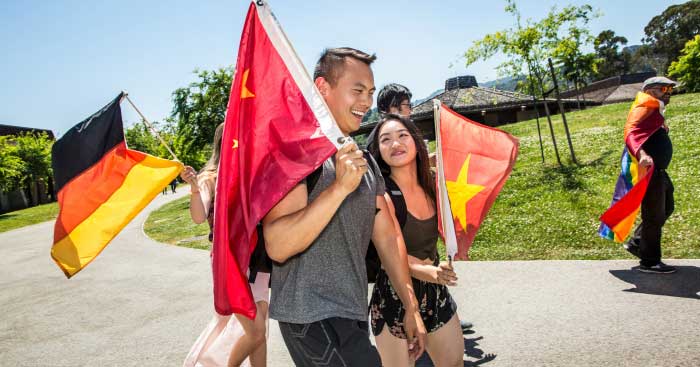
313 47 376 86
376 83 412 114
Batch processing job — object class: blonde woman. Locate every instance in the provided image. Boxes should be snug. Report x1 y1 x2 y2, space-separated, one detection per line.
181 123 269 367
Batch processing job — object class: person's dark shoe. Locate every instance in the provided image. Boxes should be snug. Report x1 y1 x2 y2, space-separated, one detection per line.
623 242 641 258
638 262 676 274
461 320 473 333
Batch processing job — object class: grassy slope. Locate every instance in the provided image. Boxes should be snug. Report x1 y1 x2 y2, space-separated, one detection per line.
0 202 59 233
143 196 211 250
469 92 700 260
144 93 699 260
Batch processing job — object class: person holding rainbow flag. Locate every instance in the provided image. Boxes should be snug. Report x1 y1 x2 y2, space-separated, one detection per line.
599 76 678 274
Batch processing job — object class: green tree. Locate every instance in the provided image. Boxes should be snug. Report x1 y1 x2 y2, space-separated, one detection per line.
464 1 598 97
124 119 177 159
465 1 596 166
14 132 54 204
171 67 234 168
668 35 700 92
551 18 599 90
594 30 630 79
642 1 700 72
0 136 25 193
125 121 159 155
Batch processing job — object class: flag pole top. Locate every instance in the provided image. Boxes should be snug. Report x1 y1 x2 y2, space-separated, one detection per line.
122 94 180 162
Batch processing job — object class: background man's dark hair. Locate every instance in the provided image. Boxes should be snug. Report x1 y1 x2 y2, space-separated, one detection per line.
376 83 412 114
313 47 376 86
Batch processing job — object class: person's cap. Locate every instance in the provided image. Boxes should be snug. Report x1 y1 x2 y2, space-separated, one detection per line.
642 76 678 90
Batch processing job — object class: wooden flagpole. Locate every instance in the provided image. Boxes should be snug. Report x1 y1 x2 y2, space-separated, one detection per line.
122 92 179 161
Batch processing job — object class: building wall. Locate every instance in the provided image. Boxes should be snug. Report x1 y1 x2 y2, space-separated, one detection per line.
0 181 54 214
517 109 538 122
0 190 29 214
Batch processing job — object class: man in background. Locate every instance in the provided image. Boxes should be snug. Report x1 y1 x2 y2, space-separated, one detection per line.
623 76 678 274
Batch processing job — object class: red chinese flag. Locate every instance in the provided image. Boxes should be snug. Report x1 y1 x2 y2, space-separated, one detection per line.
213 1 345 318
436 103 519 260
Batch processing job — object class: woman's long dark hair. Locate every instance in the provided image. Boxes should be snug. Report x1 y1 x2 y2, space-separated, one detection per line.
367 114 435 204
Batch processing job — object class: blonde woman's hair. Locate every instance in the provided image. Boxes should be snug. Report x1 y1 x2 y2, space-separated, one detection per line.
199 122 225 178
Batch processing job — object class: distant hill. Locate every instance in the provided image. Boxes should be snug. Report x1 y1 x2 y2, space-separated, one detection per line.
481 75 526 91
412 89 444 106
361 107 379 124
622 44 642 54
412 75 525 106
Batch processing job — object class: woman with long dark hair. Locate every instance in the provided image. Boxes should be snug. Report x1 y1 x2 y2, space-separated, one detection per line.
367 114 463 366
181 122 269 367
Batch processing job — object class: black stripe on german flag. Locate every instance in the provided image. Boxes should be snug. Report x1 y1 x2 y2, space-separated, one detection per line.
52 93 125 193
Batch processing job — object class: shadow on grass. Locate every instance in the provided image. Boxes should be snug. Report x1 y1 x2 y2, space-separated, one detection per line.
0 213 19 221
542 150 615 193
609 265 700 299
415 330 497 366
543 164 587 191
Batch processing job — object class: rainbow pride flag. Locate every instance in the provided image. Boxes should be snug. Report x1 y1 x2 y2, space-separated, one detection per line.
598 149 653 242
598 92 664 242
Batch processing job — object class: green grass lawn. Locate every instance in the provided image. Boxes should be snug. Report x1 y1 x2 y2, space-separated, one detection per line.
145 93 700 260
468 92 700 260
143 196 211 250
0 202 59 233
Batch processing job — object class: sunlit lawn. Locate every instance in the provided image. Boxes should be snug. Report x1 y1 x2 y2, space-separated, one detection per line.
143 196 211 250
0 202 59 233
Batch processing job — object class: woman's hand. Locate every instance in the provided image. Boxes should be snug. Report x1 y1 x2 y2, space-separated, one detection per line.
180 166 199 192
433 261 458 286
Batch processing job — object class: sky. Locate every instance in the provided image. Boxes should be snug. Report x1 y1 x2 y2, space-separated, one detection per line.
0 0 685 137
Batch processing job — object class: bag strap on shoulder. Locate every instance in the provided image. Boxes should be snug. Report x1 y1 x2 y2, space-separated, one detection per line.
384 176 407 228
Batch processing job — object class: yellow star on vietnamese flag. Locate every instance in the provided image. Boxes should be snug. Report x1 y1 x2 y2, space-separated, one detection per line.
445 154 485 232
241 69 255 98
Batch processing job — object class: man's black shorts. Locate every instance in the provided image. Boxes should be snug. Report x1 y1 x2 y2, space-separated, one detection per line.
278 317 382 366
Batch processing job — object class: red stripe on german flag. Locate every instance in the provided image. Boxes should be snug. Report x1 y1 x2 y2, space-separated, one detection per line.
53 142 145 242
50 93 182 278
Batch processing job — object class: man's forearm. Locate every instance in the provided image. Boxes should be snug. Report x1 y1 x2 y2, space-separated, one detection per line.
264 182 348 262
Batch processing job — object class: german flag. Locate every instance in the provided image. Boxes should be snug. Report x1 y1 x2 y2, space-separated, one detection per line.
51 92 182 278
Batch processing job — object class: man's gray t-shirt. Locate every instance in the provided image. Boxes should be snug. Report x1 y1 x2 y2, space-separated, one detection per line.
269 153 385 324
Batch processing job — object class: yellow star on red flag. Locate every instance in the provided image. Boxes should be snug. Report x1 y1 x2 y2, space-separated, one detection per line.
445 154 485 231
241 69 255 98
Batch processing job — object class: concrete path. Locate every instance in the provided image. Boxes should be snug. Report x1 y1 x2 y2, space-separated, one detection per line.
1 191 698 366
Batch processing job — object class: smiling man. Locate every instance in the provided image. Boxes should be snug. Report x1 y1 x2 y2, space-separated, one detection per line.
262 48 426 366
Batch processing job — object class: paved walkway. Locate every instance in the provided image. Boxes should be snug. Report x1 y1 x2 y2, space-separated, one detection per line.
1 191 698 366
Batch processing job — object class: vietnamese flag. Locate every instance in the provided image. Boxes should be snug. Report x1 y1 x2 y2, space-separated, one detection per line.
435 102 519 260
213 1 345 318
51 92 183 277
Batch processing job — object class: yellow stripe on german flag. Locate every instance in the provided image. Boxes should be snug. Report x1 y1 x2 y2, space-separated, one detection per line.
50 93 182 277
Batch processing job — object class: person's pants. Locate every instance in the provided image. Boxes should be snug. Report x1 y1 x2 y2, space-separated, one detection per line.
278 317 381 367
628 169 674 267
